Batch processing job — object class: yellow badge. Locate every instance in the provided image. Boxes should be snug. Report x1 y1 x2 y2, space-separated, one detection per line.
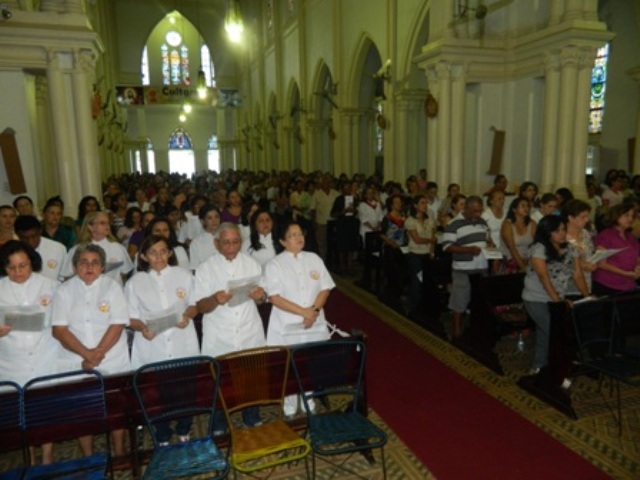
39 294 52 307
98 301 110 313
47 259 58 269
176 287 186 299
310 270 320 280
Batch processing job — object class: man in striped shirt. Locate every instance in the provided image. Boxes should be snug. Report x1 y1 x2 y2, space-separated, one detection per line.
442 196 492 338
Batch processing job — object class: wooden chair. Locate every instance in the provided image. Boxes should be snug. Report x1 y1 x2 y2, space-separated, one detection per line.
291 340 387 479
132 356 228 479
22 369 112 480
217 346 310 477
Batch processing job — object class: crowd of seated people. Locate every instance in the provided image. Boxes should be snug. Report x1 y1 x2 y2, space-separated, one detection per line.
1 166 640 464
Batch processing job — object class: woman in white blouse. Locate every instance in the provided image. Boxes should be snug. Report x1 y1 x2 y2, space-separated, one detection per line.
265 221 335 416
189 204 221 270
61 211 133 285
125 235 200 444
242 209 278 269
52 243 130 457
0 240 59 464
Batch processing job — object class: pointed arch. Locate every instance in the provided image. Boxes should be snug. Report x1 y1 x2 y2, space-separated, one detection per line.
402 1 432 89
345 32 382 107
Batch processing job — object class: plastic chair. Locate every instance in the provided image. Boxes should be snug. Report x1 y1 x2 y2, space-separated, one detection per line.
22 369 111 480
290 340 387 479
217 346 310 477
132 356 228 479
572 298 640 435
0 381 26 480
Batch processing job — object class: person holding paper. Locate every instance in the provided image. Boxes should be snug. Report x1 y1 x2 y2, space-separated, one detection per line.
51 243 130 458
592 202 640 295
60 211 133 285
522 216 590 374
562 199 598 295
125 235 199 444
0 240 60 464
195 223 267 429
265 221 336 417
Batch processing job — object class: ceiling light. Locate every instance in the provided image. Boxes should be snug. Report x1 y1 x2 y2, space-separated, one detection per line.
224 0 244 43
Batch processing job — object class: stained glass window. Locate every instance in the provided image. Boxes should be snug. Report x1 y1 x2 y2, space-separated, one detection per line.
161 44 170 85
207 135 220 172
180 45 190 85
375 103 384 154
169 128 193 150
589 44 609 134
200 44 216 87
141 46 150 85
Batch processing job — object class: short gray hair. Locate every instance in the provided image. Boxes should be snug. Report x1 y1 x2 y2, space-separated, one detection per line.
72 243 106 268
215 222 241 240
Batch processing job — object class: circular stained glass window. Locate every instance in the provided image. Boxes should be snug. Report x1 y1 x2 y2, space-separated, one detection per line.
166 31 182 47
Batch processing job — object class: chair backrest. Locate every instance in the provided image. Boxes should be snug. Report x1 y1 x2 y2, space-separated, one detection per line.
572 297 616 362
23 370 107 447
0 381 24 459
133 356 220 444
291 340 366 415
217 346 290 415
612 291 640 351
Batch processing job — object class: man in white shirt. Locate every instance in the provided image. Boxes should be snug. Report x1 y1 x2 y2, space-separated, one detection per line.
195 223 267 429
310 177 339 261
14 215 66 281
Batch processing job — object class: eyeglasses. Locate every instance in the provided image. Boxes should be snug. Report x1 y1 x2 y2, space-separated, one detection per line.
6 262 30 272
286 231 306 239
77 259 102 268
147 249 170 258
219 239 242 246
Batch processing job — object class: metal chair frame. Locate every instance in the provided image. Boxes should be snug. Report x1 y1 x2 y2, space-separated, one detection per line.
0 381 26 480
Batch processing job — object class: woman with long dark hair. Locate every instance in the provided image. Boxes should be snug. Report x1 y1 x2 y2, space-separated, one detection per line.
522 216 589 374
500 197 536 273
242 208 279 268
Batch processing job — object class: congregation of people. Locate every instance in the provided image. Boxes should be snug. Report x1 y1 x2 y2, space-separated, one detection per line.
1 166 640 463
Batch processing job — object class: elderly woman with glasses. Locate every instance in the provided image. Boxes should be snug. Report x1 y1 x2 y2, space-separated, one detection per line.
265 221 335 417
52 243 130 457
0 240 59 464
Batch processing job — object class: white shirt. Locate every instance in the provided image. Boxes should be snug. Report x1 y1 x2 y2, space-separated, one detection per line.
185 212 204 241
194 252 265 357
242 233 277 268
265 251 335 346
0 274 60 385
36 236 67 281
189 231 217 270
61 238 133 286
310 189 340 225
134 245 189 271
481 208 506 249
357 201 383 241
125 266 199 369
52 275 131 375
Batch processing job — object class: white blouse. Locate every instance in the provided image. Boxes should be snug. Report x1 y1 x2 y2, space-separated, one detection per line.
125 266 199 369
242 233 277 269
37 236 67 281
265 251 335 346
189 231 217 270
52 275 131 375
0 274 60 385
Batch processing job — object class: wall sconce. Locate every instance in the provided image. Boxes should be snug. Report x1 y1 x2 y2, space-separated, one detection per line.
224 0 244 43
0 4 12 21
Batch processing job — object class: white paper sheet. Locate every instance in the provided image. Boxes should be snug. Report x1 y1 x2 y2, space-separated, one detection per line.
588 248 627 264
144 305 181 335
227 275 261 307
0 306 45 332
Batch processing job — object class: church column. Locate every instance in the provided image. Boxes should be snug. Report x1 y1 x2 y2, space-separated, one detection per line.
34 76 58 200
450 64 466 185
72 50 102 197
435 62 451 188
629 66 640 175
46 50 82 206
426 69 438 184
555 47 579 189
570 48 596 199
305 118 323 173
395 90 425 180
541 53 561 193
548 0 565 25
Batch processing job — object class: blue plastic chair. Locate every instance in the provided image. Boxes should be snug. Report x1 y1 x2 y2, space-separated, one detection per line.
0 381 26 480
22 369 111 480
290 340 387 479
132 356 228 479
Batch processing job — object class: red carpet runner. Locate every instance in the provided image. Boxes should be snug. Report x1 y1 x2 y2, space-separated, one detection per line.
324 290 607 480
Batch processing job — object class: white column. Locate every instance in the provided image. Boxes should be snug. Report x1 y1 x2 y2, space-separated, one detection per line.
34 75 58 200
426 69 438 184
435 62 451 188
306 118 323 173
46 51 82 206
549 0 565 25
629 66 640 175
72 50 102 197
570 49 596 199
555 48 579 189
541 54 561 193
450 64 466 185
